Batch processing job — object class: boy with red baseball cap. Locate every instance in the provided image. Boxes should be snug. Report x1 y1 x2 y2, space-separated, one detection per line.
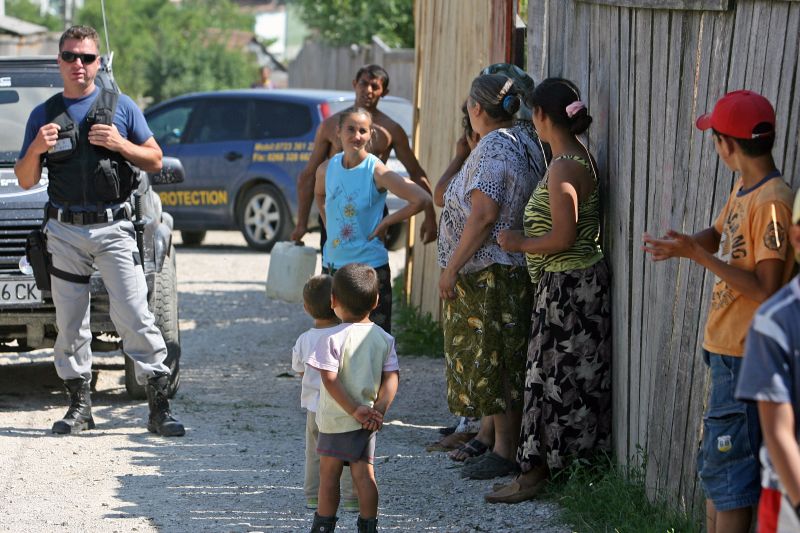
643 90 795 533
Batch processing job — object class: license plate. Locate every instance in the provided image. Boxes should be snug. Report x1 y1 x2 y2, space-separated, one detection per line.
0 279 43 306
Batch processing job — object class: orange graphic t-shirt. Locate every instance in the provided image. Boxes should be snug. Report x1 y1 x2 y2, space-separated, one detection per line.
702 176 795 357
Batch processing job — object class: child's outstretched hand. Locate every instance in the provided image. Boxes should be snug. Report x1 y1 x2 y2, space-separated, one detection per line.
642 230 697 261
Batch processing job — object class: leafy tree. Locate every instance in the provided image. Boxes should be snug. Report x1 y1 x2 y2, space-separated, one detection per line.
76 0 258 104
5 0 63 31
292 0 414 49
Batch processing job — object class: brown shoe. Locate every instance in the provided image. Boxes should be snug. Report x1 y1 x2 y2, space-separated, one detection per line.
492 481 512 492
484 478 547 504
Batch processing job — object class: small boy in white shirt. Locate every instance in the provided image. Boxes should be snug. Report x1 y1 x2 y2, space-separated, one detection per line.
291 275 357 512
307 263 400 533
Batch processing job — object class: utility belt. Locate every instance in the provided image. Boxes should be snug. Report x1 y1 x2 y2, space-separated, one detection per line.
25 203 132 291
46 203 129 225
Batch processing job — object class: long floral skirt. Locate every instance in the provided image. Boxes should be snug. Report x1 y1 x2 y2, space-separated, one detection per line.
516 260 612 472
443 263 532 417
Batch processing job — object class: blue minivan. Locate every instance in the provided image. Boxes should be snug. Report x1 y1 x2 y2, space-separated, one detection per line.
145 89 413 251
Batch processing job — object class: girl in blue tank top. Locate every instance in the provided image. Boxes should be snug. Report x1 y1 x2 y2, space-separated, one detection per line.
314 106 431 331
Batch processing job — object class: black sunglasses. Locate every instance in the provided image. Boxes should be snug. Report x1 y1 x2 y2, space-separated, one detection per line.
60 51 98 64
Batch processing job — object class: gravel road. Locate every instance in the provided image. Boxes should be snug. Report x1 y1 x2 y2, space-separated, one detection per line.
0 231 567 532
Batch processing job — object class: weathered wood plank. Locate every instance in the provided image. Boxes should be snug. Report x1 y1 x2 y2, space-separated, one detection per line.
639 7 669 496
788 4 800 192
577 0 731 10
628 6 653 457
661 11 701 513
646 8 688 501
726 0 754 91
549 0 567 77
768 2 796 170
607 1 630 462
527 0 548 82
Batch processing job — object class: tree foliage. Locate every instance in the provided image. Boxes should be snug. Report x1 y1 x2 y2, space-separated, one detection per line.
5 0 63 31
76 0 258 104
292 0 414 49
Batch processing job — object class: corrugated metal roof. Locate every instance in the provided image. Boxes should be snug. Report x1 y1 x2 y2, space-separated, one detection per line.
0 15 48 37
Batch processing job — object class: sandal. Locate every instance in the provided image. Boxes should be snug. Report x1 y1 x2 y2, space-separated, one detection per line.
484 478 546 503
448 438 489 462
438 424 458 436
460 452 519 479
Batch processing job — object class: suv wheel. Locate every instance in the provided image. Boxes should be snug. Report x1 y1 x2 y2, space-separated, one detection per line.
238 183 289 251
180 230 206 246
125 246 181 399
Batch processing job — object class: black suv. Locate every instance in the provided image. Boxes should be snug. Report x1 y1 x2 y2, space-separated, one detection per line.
0 56 183 398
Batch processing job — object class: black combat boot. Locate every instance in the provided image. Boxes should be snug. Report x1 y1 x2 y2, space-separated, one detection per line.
146 372 185 437
356 516 378 533
310 512 338 532
52 378 95 434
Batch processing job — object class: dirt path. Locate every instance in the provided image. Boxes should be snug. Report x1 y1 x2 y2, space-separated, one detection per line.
0 231 566 532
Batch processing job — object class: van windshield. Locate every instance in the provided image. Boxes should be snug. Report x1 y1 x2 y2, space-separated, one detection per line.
0 87 62 161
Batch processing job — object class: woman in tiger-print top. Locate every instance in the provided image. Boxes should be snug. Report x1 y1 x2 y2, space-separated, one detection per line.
490 78 612 504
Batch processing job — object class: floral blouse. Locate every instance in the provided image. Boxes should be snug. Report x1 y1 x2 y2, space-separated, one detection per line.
437 123 545 274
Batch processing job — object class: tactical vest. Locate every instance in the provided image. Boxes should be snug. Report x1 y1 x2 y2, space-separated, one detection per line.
43 89 139 208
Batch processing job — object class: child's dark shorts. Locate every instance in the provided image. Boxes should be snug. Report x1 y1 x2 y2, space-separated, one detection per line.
697 350 762 511
317 429 376 465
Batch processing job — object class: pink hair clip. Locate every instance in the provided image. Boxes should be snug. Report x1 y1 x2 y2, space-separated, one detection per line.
566 101 585 118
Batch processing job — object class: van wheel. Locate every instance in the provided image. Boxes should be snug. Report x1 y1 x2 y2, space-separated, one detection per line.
180 230 206 246
238 183 289 252
125 246 181 399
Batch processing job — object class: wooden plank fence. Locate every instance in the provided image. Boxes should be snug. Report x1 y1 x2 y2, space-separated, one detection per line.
287 36 415 101
527 0 800 515
409 0 512 315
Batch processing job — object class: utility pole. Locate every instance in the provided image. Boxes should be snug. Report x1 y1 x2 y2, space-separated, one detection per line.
0 0 5 18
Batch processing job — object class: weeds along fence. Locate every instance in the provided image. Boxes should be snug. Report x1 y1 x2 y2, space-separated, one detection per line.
287 36 415 102
527 0 800 516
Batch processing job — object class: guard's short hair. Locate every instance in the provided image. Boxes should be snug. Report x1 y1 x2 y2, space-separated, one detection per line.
303 275 337 320
332 263 379 319
59 26 100 52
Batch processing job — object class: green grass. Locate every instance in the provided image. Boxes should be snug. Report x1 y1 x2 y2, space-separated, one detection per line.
391 271 444 357
544 453 701 533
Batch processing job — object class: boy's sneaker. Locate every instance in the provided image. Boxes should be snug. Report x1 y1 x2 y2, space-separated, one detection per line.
306 497 318 509
342 499 359 513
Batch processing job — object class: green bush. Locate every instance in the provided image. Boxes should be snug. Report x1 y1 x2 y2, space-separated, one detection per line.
392 272 443 357
545 452 701 533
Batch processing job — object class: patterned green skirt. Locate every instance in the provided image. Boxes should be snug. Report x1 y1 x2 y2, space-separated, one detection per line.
443 263 532 416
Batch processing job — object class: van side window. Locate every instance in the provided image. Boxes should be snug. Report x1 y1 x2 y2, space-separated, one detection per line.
250 100 312 140
186 100 249 144
147 103 194 146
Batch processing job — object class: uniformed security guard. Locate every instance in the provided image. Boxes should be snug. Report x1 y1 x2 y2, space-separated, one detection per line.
15 25 184 437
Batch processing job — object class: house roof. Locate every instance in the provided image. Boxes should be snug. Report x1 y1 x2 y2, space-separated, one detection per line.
0 15 48 37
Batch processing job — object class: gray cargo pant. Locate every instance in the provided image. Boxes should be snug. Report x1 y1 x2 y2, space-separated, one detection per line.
45 217 169 384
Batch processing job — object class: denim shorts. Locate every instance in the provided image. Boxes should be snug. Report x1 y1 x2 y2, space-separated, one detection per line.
697 350 762 511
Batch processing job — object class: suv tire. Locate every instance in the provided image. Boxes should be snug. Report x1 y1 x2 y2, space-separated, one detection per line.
125 246 181 399
180 230 206 246
238 183 290 252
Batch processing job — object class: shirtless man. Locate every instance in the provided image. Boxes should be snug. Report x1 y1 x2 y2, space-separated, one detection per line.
290 64 438 244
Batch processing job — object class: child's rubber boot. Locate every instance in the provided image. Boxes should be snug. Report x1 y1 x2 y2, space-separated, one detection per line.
310 512 337 532
357 515 378 533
